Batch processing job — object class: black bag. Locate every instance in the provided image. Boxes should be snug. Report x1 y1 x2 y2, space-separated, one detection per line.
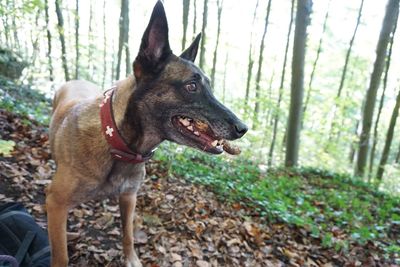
0 202 50 267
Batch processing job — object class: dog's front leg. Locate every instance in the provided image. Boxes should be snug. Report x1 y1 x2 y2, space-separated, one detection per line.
46 192 69 267
119 191 142 267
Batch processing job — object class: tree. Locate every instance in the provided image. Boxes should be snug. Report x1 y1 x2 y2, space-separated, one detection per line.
253 0 272 129
55 0 70 81
355 0 399 177
329 0 365 138
88 0 93 78
192 0 197 37
102 0 107 89
199 0 208 69
268 0 295 166
376 88 400 181
369 11 398 177
244 0 259 108
44 0 54 81
303 0 331 122
116 0 130 80
74 0 79 79
182 0 190 50
285 0 312 167
210 0 223 88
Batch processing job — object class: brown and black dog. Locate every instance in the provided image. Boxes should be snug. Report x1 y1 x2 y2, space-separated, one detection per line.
46 1 247 266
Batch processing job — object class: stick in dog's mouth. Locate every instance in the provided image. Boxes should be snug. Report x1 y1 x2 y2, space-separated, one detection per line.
174 115 241 155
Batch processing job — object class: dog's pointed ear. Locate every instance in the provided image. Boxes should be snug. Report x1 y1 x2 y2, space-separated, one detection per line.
134 1 172 79
180 33 201 62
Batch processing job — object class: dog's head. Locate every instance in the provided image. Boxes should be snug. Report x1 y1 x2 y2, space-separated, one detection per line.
130 1 247 154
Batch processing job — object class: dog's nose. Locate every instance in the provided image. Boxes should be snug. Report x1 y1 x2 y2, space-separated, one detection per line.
233 122 248 138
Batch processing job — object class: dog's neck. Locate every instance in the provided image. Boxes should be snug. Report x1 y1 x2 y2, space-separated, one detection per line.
110 76 162 156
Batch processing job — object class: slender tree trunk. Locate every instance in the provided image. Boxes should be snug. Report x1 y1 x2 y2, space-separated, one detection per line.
182 0 190 50
125 45 131 76
88 0 93 78
210 0 223 89
102 0 107 89
376 88 400 181
355 0 399 177
1 1 11 47
369 13 398 178
285 0 312 167
192 0 197 37
268 0 295 166
55 0 70 81
199 0 208 69
116 0 130 80
44 0 54 81
349 119 361 164
395 143 400 163
10 0 20 50
253 0 272 129
75 0 79 79
303 0 331 122
222 53 228 103
244 0 259 108
329 0 365 138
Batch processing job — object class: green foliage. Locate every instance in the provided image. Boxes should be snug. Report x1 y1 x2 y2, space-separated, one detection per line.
0 139 15 156
154 144 400 257
0 77 50 124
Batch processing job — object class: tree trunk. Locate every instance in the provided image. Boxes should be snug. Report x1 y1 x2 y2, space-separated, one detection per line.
355 0 399 177
10 0 20 50
329 0 364 138
303 0 331 122
75 0 80 79
376 88 400 181
244 0 259 108
369 12 398 178
253 0 272 129
182 0 190 50
395 143 400 163
55 0 70 81
192 0 197 37
116 0 130 80
102 0 107 89
44 0 54 81
88 0 94 78
349 119 360 164
268 0 295 166
222 53 228 103
285 0 312 167
210 0 223 89
199 0 208 69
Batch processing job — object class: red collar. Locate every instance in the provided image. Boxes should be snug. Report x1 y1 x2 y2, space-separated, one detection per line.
100 87 154 164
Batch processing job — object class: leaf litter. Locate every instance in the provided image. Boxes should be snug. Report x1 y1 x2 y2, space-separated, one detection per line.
0 109 397 266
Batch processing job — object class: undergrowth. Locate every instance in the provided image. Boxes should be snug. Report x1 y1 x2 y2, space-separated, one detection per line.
155 143 400 260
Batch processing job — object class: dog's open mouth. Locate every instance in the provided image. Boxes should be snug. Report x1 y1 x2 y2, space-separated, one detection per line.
171 116 241 155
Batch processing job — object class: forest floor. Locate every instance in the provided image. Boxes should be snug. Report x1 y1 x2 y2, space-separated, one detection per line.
1 109 399 267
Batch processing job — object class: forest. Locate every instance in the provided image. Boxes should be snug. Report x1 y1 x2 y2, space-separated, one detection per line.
0 0 400 266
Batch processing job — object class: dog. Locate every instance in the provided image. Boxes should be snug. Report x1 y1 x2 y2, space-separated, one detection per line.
46 1 248 266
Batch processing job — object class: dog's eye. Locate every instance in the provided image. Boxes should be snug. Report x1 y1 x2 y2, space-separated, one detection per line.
184 82 197 92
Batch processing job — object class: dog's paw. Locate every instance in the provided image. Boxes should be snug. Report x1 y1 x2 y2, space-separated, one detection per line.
124 254 143 267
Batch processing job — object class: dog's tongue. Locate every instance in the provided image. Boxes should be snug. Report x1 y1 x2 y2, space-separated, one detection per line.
222 141 241 155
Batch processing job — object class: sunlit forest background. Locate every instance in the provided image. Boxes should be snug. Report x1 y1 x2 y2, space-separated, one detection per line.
1 0 400 264
1 0 399 193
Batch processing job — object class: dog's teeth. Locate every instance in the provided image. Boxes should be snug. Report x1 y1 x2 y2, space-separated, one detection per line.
180 119 190 127
187 125 194 131
211 140 218 147
194 131 200 136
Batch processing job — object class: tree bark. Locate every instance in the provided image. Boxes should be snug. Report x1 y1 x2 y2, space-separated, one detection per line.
116 0 130 80
285 0 312 167
244 0 259 108
102 0 107 89
55 0 70 81
44 0 54 81
75 0 79 79
88 0 94 77
253 0 272 129
303 0 331 122
182 0 190 50
210 0 223 89
199 0 208 69
376 88 400 180
355 0 399 177
268 0 295 166
192 0 197 37
369 12 398 178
